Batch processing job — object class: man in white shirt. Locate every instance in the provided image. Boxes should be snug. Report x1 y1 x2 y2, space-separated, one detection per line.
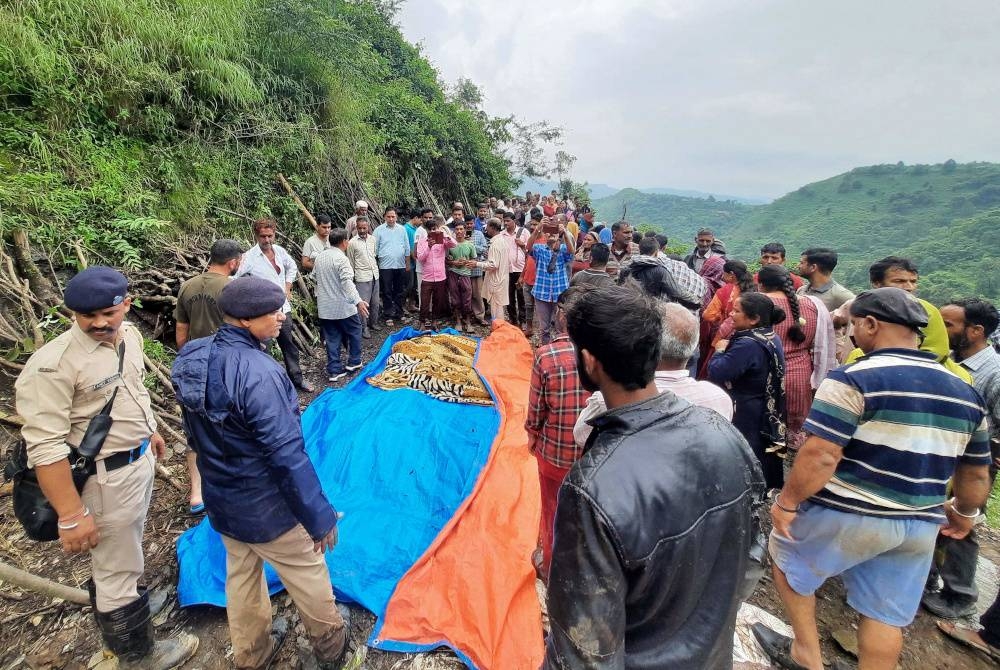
236 218 313 393
345 217 380 338
301 214 332 271
574 301 732 447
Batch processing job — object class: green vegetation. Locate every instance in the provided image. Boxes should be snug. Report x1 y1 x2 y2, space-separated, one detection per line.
595 162 1000 304
0 0 514 268
591 188 753 247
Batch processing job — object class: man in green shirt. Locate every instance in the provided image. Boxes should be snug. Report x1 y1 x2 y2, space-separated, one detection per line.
173 238 243 515
447 223 478 331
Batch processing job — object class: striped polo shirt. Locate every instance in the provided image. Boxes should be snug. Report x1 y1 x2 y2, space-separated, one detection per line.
804 347 991 523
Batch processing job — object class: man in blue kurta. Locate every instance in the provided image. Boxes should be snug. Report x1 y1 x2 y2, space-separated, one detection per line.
172 276 346 670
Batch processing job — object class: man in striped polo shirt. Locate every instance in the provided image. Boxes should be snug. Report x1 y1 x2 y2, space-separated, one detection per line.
753 287 993 670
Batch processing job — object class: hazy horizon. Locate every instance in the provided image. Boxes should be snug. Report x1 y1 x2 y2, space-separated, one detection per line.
400 0 1000 200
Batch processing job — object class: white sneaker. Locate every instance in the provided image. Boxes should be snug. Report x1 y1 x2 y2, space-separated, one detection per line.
345 363 363 373
328 372 347 382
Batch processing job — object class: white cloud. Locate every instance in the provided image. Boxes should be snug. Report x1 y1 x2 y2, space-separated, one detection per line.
399 0 1000 199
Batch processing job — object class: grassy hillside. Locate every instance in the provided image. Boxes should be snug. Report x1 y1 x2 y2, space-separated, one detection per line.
0 0 513 270
594 162 1000 305
591 188 754 246
725 161 1000 303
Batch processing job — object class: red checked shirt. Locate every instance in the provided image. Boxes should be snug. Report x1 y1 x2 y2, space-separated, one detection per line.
525 335 592 469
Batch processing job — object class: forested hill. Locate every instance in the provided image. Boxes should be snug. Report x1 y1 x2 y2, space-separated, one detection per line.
591 188 754 243
0 0 512 269
594 161 1000 305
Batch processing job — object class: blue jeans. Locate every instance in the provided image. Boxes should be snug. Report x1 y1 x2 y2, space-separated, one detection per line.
319 315 362 374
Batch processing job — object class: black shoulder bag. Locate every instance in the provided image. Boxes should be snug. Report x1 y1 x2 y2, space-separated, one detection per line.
5 341 125 541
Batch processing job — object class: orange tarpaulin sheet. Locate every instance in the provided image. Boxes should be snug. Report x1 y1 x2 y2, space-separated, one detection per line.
376 321 544 668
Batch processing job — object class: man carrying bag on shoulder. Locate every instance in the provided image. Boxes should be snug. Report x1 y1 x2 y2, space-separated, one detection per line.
14 266 198 669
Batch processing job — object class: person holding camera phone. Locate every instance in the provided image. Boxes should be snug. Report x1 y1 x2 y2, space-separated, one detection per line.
526 216 576 345
15 266 197 669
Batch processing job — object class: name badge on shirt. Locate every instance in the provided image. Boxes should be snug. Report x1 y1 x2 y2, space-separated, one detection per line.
91 373 122 392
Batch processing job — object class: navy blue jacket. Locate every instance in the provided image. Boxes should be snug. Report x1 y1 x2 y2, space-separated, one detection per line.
171 324 337 543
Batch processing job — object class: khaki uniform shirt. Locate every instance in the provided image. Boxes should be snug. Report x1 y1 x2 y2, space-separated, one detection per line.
16 323 157 468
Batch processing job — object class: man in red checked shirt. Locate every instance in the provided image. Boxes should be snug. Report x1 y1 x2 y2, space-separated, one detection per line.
525 288 591 581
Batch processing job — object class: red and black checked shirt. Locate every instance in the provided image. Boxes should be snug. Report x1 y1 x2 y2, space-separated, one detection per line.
525 335 592 469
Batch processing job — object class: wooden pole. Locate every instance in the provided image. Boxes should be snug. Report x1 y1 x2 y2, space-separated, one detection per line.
277 173 317 228
0 560 89 606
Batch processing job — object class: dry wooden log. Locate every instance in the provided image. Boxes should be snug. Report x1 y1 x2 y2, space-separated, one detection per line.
155 463 187 493
155 413 187 448
143 353 173 390
72 239 88 269
0 560 89 606
0 411 25 428
9 229 61 307
277 173 317 228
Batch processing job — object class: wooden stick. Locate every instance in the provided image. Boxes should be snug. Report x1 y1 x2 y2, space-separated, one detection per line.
155 463 187 493
143 353 173 390
72 240 88 269
0 561 88 606
0 411 25 427
277 173 317 228
155 413 187 448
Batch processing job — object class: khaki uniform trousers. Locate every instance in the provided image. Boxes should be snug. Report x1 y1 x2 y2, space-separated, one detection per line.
222 524 346 669
80 449 155 612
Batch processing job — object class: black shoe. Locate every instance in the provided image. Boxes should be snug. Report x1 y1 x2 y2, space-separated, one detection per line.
751 623 809 670
921 591 978 619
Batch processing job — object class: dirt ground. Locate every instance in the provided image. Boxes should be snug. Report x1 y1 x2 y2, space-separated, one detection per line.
1 315 998 669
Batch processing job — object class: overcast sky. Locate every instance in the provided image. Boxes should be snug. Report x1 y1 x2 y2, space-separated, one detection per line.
398 0 1000 200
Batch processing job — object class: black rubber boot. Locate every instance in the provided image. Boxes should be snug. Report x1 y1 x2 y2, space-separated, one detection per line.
94 591 198 669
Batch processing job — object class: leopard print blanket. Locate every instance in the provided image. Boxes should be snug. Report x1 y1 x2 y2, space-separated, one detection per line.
366 333 493 406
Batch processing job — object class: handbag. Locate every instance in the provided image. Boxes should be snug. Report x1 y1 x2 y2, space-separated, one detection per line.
5 341 125 541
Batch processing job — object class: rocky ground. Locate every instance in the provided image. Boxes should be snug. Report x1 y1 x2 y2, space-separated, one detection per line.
1 315 998 669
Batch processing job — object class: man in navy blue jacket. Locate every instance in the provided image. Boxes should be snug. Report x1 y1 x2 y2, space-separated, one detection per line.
172 276 346 669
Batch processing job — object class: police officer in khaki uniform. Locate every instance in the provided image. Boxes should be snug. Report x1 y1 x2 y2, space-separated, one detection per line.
15 267 198 669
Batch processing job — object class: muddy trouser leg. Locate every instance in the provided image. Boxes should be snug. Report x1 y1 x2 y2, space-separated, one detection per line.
223 525 346 669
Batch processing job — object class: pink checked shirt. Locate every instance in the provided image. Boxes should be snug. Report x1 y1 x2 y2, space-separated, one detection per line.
415 235 457 282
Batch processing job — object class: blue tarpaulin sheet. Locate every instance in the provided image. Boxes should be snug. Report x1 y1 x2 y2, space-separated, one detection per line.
176 327 499 640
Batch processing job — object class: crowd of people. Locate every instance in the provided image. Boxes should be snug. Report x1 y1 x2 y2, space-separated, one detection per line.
11 187 1000 670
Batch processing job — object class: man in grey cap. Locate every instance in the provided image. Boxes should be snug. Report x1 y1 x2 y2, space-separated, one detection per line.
172 276 347 669
754 286 993 670
16 266 198 669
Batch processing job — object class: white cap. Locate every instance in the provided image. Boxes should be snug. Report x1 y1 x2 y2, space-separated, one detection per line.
355 200 369 209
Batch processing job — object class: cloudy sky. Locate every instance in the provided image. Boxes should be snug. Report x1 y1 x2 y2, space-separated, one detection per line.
399 0 1000 200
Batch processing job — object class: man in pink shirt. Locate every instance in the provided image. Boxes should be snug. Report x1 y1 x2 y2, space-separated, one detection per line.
502 211 531 327
415 220 456 329
574 302 733 447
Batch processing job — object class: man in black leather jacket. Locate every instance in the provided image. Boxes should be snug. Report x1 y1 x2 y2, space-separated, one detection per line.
544 284 764 669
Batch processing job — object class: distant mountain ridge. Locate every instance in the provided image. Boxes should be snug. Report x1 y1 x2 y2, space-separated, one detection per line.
591 160 1000 305
517 177 768 204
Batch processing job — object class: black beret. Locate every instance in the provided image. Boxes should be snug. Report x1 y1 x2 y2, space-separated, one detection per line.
851 287 929 330
64 266 128 313
218 276 286 319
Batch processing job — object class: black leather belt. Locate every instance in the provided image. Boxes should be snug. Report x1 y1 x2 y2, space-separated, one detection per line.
79 439 149 475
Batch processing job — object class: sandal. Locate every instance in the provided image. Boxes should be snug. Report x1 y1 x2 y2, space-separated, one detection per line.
936 620 1000 661
751 623 809 670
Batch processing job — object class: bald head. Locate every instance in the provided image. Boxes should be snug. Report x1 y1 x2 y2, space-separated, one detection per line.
658 302 699 368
